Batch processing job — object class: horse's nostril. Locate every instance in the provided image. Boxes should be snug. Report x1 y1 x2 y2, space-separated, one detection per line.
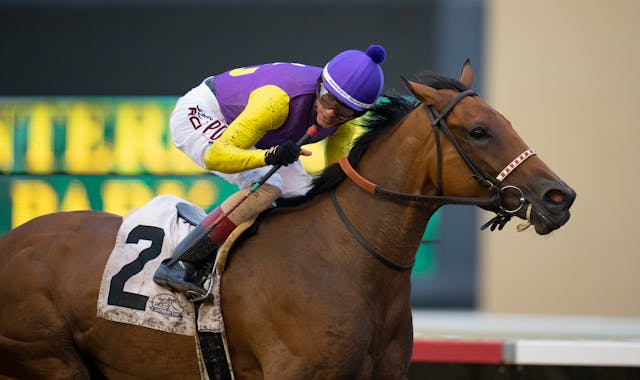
542 185 576 212
544 188 570 207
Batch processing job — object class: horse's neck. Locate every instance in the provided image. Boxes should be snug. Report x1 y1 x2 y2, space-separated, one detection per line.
333 107 440 277
361 105 438 194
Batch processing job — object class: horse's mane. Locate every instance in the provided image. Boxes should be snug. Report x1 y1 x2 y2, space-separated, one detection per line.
277 71 466 207
414 70 469 92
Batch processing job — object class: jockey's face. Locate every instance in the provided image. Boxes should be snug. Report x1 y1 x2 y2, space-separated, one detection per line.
315 83 365 128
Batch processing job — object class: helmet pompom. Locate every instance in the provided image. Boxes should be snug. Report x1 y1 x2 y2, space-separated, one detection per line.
366 45 386 65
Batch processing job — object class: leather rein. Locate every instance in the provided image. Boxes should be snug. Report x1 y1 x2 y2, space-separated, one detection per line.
331 89 537 272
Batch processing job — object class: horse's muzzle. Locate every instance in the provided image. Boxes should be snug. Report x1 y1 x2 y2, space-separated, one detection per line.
532 182 576 234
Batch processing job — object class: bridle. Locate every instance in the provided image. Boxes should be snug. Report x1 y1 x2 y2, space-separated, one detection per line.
331 89 537 271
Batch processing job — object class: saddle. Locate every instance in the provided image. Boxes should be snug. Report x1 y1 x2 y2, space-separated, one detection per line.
177 201 263 240
176 202 206 226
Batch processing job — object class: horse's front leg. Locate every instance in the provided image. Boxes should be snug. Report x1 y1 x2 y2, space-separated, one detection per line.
372 319 414 379
373 340 413 379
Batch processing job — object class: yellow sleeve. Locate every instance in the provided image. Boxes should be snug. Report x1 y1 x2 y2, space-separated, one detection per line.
204 85 289 173
324 121 359 165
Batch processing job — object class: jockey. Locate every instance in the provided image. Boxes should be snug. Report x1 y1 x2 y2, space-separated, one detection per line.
154 45 386 295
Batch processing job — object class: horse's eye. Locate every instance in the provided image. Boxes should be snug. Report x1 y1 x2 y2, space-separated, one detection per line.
469 126 488 139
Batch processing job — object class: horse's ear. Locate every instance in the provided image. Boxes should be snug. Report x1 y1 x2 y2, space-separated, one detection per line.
459 58 474 88
402 76 441 105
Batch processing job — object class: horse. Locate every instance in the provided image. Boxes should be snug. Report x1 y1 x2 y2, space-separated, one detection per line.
0 60 575 379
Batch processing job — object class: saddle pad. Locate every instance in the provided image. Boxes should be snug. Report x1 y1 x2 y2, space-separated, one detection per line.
97 195 199 335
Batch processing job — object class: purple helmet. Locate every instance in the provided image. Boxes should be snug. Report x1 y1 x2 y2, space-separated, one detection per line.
322 44 386 111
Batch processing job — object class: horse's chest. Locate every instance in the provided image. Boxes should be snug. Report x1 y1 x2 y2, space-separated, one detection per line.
319 318 411 378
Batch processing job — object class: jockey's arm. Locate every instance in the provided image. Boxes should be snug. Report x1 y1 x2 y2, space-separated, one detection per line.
204 85 289 173
324 120 358 165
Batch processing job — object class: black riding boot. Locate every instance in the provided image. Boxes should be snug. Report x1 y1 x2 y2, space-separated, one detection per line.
153 206 237 295
153 225 218 295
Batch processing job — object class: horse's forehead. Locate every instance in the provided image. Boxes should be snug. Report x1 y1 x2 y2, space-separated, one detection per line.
446 93 504 125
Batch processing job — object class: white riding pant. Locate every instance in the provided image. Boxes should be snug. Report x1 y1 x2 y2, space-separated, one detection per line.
170 78 313 198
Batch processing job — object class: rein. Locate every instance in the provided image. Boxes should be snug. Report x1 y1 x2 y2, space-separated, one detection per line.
337 157 498 207
330 191 414 271
332 90 537 271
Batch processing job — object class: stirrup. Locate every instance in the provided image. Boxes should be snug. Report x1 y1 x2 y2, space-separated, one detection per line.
187 276 216 302
153 259 208 296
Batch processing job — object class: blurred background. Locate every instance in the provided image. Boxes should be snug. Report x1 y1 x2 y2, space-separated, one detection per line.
1 0 639 319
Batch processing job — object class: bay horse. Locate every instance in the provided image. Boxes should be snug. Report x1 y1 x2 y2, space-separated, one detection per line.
0 61 575 379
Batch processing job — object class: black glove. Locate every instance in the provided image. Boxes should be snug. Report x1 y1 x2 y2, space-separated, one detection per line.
264 140 301 166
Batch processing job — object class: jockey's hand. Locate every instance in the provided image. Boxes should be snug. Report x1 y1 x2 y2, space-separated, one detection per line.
265 140 307 166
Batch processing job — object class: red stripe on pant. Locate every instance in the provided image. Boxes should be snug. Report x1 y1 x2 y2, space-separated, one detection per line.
201 206 237 246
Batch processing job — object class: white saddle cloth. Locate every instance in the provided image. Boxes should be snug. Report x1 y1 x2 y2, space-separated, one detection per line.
96 195 222 335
